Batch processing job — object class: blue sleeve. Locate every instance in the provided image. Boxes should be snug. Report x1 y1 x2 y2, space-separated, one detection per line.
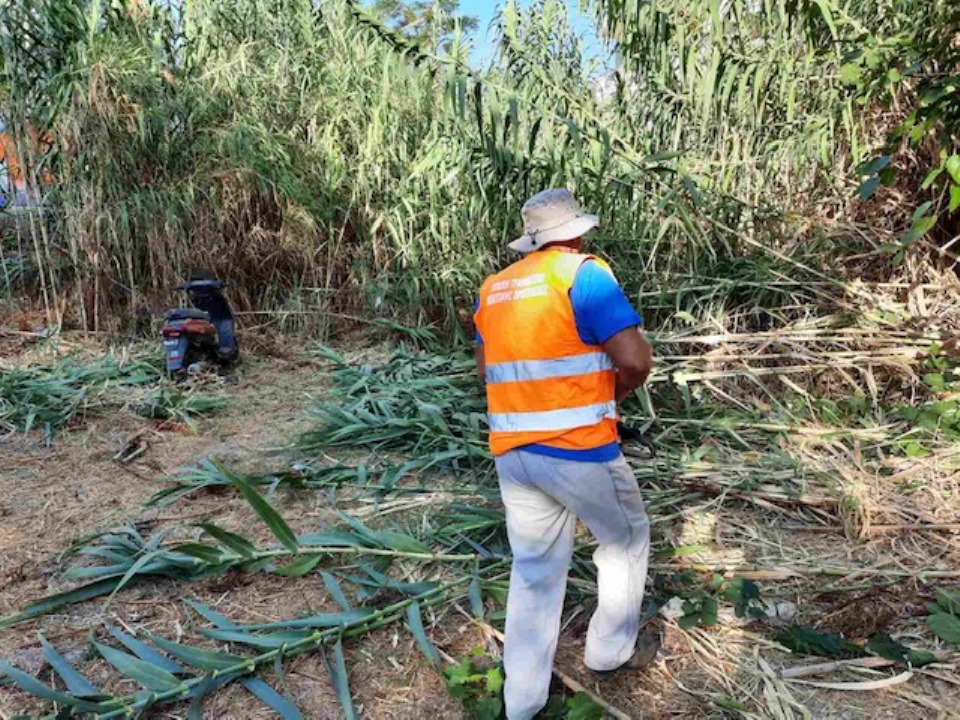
474 298 483 344
570 260 642 345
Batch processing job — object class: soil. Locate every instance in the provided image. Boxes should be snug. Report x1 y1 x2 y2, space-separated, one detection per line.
2 341 959 719
0 347 464 719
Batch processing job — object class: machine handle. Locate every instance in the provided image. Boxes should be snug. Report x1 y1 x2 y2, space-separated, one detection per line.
618 422 657 458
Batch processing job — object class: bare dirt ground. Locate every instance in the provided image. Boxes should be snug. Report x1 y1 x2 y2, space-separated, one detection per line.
0 347 463 719
2 340 960 719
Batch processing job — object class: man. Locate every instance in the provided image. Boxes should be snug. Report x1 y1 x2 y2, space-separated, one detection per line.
474 188 656 720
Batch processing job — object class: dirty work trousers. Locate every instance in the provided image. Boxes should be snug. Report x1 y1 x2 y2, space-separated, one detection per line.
495 449 650 720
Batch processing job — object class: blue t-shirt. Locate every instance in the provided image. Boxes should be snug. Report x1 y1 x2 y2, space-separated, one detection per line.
476 259 642 462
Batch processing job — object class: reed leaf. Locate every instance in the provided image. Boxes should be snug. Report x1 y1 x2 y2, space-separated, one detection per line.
324 636 357 720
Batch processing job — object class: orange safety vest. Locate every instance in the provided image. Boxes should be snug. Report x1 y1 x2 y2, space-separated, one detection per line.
475 248 619 456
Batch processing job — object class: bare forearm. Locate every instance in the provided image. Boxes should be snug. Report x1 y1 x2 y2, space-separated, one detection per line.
605 327 652 402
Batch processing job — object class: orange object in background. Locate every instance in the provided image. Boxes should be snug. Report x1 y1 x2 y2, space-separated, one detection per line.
0 126 54 195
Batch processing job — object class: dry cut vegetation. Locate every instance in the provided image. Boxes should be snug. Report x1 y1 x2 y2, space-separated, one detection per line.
2 268 960 718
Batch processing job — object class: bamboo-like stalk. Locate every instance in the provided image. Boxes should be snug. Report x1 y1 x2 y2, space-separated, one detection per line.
54 561 511 720
778 654 952 680
176 544 486 564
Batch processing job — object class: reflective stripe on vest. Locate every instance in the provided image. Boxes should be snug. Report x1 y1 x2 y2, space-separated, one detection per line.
488 401 618 433
485 351 614 385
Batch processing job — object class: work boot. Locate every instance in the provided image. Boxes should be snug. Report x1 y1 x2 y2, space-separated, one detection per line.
590 631 660 679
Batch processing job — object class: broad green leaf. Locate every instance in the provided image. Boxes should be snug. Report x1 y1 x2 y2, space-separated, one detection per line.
903 440 932 458
946 155 960 184
38 633 99 697
406 601 441 668
0 660 106 711
928 612 960 645
936 588 960 615
485 667 503 694
865 634 936 667
185 600 239 629
370 530 431 554
147 635 246 671
913 201 935 221
566 692 604 720
721 578 762 618
75 546 134 563
443 656 477 688
920 166 943 190
839 63 861 87
93 641 184 692
324 637 357 720
227 471 299 552
108 626 186 674
902 214 937 246
950 185 960 213
473 696 503 719
298 532 361 548
701 596 719 627
64 564 131 581
275 554 323 577
776 625 864 658
242 677 304 720
322 571 352 611
199 523 257 559
336 513 381 546
858 175 881 200
0 578 120 627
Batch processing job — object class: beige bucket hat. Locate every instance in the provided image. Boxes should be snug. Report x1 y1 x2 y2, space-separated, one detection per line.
509 188 600 253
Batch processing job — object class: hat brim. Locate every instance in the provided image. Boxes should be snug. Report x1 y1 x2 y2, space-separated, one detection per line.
508 214 599 253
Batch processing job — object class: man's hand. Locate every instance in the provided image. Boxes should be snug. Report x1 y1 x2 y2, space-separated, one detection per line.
602 326 652 402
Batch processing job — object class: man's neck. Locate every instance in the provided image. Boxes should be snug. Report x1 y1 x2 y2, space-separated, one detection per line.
537 243 581 254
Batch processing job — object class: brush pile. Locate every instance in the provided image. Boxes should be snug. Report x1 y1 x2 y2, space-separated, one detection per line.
0 346 228 439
